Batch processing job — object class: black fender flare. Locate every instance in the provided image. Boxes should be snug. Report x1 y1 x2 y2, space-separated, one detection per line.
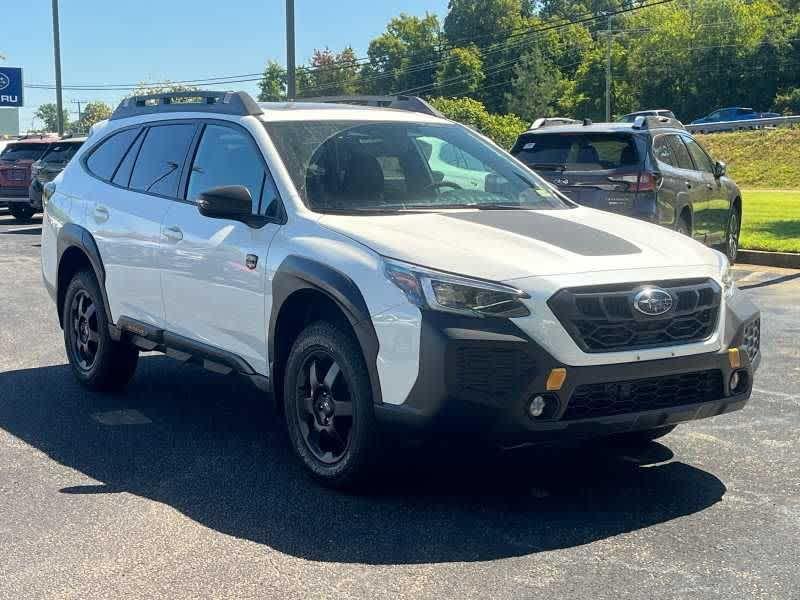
56 224 117 336
269 255 383 404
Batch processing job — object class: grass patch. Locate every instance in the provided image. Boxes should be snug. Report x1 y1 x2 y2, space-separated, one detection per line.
695 126 800 190
740 190 800 253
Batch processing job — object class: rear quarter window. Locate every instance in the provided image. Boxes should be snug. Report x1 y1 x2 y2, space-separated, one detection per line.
85 128 141 181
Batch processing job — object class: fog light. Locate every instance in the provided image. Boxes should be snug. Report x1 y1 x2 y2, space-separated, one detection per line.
729 369 748 394
729 371 740 391
529 395 546 418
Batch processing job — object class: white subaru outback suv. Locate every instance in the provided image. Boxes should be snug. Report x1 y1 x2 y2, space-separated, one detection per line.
41 91 761 487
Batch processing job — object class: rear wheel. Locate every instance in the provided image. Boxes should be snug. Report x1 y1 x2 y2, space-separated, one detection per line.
284 320 378 488
726 208 740 264
63 270 139 392
9 204 35 222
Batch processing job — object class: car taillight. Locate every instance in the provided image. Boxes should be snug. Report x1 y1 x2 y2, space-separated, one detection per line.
608 172 661 192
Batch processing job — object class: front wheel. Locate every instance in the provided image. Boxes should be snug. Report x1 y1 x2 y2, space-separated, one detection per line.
283 320 378 488
726 209 740 264
9 204 35 222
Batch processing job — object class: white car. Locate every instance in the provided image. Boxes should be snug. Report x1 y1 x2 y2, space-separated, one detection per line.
41 92 761 488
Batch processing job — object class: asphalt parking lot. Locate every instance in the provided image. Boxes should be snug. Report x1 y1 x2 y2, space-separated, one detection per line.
0 207 798 600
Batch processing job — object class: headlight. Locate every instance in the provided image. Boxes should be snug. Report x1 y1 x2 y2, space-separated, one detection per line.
42 182 57 208
384 258 530 318
720 256 736 299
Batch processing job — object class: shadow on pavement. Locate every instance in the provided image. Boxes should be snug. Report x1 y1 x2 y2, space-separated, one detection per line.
0 356 726 565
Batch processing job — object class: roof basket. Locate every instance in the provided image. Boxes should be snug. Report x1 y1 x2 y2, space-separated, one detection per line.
296 95 444 118
632 115 686 130
529 117 582 129
110 91 263 120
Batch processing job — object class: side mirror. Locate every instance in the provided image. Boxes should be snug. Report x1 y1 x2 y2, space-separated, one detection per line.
197 185 254 224
714 161 727 178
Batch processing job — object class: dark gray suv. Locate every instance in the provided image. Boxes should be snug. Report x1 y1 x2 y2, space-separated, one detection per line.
510 117 741 262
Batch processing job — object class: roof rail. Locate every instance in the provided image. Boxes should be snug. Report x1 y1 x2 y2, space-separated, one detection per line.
529 117 581 129
110 91 263 121
296 95 444 118
632 115 685 130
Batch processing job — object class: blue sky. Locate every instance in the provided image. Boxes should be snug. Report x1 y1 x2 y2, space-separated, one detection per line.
2 0 449 130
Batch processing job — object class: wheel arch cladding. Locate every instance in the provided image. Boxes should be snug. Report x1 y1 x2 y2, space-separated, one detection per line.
270 255 382 408
56 224 112 330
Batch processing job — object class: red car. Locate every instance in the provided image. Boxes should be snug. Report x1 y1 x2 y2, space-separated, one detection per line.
0 135 59 222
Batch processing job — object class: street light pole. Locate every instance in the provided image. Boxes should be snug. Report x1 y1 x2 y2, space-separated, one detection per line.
51 0 64 135
605 16 612 122
286 0 296 100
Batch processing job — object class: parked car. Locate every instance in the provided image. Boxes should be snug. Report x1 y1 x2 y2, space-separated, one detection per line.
690 107 780 125
28 137 86 212
510 116 743 263
0 135 58 221
41 91 760 488
620 109 677 123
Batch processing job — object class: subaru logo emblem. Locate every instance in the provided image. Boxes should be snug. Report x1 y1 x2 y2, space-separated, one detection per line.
0 74 9 92
553 177 569 186
633 287 673 316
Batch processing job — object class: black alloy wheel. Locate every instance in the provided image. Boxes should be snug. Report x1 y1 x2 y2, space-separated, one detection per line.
295 349 355 464
726 211 740 263
69 289 100 371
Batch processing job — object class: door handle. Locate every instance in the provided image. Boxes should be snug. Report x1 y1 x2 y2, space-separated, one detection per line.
706 183 714 190
685 181 693 189
163 225 183 242
93 205 109 223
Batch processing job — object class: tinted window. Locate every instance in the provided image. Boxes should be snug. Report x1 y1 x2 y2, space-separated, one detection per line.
0 143 51 161
42 142 82 164
112 130 144 188
683 137 715 174
512 133 640 170
652 135 675 167
86 128 139 180
130 124 195 197
186 124 264 212
667 135 694 170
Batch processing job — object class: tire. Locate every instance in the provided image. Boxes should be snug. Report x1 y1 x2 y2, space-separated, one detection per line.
63 269 139 392
725 208 740 264
676 215 691 237
283 320 378 489
9 204 35 223
609 425 677 446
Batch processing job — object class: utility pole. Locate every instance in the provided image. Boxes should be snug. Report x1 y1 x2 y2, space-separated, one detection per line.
286 0 296 100
51 0 64 135
70 99 88 123
604 15 612 122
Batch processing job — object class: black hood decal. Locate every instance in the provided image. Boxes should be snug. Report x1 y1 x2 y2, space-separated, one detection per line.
445 211 641 256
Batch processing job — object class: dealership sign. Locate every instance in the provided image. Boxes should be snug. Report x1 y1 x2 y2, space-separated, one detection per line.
0 67 24 108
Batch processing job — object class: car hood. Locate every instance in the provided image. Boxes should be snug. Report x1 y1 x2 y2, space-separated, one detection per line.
318 207 718 282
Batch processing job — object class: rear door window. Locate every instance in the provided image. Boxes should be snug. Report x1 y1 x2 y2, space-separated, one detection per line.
512 133 639 171
86 128 140 181
42 142 82 164
667 135 694 170
0 143 51 161
652 135 675 167
130 124 196 197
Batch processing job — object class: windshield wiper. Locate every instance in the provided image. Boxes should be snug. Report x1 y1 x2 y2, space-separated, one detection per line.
400 203 528 211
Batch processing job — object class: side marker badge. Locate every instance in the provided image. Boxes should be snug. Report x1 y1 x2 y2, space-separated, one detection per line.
246 254 259 270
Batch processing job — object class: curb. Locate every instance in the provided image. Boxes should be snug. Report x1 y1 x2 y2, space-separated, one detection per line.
738 249 800 269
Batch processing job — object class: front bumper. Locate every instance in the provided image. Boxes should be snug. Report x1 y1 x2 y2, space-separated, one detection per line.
375 292 760 444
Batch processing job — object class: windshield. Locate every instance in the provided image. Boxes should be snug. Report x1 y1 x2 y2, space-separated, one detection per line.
511 132 640 171
263 120 570 213
41 142 82 164
0 143 51 162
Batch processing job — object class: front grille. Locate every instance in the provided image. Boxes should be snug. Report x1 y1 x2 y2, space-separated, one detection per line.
563 369 724 420
447 342 537 408
548 279 721 353
741 319 761 362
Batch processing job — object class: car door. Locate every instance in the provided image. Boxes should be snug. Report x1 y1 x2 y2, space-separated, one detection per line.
683 135 729 245
84 124 197 326
158 121 283 375
665 134 708 242
650 134 688 228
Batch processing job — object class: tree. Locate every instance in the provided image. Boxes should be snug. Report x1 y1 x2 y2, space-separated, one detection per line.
75 101 112 134
258 60 287 102
34 103 70 133
429 97 527 148
773 88 800 114
443 0 528 45
362 13 441 95
299 47 360 97
435 46 485 96
505 44 564 120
